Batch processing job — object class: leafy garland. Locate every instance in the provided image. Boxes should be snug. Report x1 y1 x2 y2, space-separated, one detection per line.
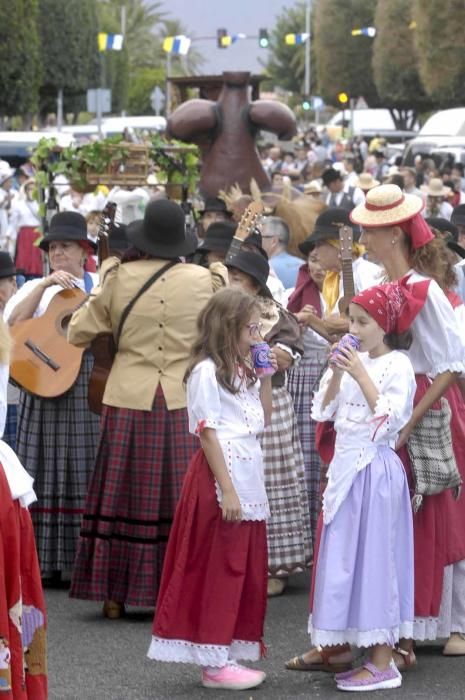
30 134 200 205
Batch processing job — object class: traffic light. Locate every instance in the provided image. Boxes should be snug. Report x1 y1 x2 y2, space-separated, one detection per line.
259 28 269 48
217 28 228 48
302 97 311 111
338 92 349 105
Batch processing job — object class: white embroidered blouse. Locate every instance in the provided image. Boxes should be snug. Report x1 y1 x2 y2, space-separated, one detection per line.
187 358 269 521
312 350 416 524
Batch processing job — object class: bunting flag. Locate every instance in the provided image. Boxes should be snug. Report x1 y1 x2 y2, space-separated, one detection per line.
284 33 309 45
351 27 376 37
163 35 191 55
98 33 124 51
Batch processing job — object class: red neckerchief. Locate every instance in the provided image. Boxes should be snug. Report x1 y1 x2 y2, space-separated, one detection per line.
287 264 322 317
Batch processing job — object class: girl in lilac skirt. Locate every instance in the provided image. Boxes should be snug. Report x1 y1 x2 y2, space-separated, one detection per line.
307 282 419 692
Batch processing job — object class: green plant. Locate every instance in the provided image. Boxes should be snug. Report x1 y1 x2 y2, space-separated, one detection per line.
150 133 199 193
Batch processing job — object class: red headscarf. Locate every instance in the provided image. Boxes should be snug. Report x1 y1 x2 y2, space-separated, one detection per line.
399 213 435 250
287 264 322 317
351 276 431 334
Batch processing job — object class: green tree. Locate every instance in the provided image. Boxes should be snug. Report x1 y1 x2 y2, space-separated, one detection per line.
127 67 165 115
314 0 380 107
413 0 465 106
372 0 434 128
262 2 312 94
38 0 100 121
0 0 42 120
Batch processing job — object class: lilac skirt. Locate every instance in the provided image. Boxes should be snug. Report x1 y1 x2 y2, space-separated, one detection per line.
309 446 414 648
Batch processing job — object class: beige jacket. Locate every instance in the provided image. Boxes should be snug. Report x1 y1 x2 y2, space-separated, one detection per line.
68 258 226 410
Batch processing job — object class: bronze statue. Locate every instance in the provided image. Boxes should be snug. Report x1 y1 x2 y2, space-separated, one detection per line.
167 71 297 198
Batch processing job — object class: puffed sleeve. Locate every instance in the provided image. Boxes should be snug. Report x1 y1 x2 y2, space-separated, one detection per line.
311 367 340 422
412 279 465 376
187 359 222 436
370 352 415 444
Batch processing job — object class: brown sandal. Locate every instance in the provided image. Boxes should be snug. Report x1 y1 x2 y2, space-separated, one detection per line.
393 646 417 671
285 646 352 673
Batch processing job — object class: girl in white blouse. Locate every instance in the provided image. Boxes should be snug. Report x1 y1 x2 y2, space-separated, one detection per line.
148 287 275 692
307 284 416 692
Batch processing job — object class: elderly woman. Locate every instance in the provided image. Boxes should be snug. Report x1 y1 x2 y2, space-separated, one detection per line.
67 199 226 618
4 211 99 581
225 250 311 596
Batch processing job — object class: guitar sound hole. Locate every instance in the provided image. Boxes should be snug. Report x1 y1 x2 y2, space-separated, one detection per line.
61 315 72 332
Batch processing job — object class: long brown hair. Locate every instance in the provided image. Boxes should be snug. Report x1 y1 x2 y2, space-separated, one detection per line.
409 236 457 291
185 287 261 394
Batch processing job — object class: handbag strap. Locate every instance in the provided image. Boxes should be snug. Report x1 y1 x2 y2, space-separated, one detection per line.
114 260 177 349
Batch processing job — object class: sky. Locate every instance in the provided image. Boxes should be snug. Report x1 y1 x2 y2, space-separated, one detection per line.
160 0 300 74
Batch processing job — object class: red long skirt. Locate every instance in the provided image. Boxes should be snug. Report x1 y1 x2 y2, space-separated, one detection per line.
0 467 47 699
149 449 268 667
15 227 43 277
397 376 465 618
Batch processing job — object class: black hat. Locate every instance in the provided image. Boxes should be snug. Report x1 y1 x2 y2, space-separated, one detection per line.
109 222 129 252
0 252 16 278
127 199 197 259
199 197 231 216
197 220 237 253
322 168 343 186
225 250 271 296
242 229 269 260
299 208 360 256
425 217 458 242
40 211 97 252
451 204 465 227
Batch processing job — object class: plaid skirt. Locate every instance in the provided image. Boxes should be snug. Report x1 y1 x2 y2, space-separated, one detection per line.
3 404 17 451
16 352 100 577
260 386 312 576
70 386 198 607
287 349 328 542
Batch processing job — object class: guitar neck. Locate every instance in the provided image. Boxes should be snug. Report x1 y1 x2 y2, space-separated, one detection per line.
341 259 355 300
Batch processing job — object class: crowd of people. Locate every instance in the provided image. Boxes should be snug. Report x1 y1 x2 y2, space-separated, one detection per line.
0 127 465 696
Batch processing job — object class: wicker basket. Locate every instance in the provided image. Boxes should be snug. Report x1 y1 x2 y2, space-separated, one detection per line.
85 142 150 187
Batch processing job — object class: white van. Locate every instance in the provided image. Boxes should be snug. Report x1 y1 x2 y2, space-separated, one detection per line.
325 109 417 141
89 116 166 134
0 131 75 166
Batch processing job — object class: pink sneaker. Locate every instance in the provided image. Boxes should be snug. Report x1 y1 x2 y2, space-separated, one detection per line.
201 663 266 690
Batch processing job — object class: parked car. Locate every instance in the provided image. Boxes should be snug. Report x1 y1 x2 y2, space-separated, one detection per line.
0 131 75 167
402 136 465 166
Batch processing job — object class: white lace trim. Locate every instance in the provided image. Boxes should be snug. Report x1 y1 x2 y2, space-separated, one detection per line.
308 614 413 648
412 616 440 641
147 637 260 666
214 480 270 521
433 360 465 377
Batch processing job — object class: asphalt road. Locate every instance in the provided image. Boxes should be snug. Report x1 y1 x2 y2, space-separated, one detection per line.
46 573 465 700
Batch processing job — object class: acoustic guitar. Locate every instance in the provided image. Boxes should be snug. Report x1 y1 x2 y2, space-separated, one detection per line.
9 203 116 399
337 225 356 314
224 200 265 263
9 287 86 398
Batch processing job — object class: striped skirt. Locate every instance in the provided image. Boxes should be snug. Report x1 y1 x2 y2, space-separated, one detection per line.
287 348 328 543
70 386 198 608
260 386 312 576
16 352 100 577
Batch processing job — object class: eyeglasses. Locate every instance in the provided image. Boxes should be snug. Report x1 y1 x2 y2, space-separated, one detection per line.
246 322 263 336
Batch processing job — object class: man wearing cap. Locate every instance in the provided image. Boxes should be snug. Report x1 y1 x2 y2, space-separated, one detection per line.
298 208 381 337
67 199 228 616
4 212 100 582
322 168 364 211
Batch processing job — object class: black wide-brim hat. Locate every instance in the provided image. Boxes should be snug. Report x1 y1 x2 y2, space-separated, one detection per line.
199 197 231 216
196 220 237 254
109 222 129 252
299 207 360 256
40 211 97 252
225 250 272 298
127 199 197 259
0 251 16 278
425 216 458 242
